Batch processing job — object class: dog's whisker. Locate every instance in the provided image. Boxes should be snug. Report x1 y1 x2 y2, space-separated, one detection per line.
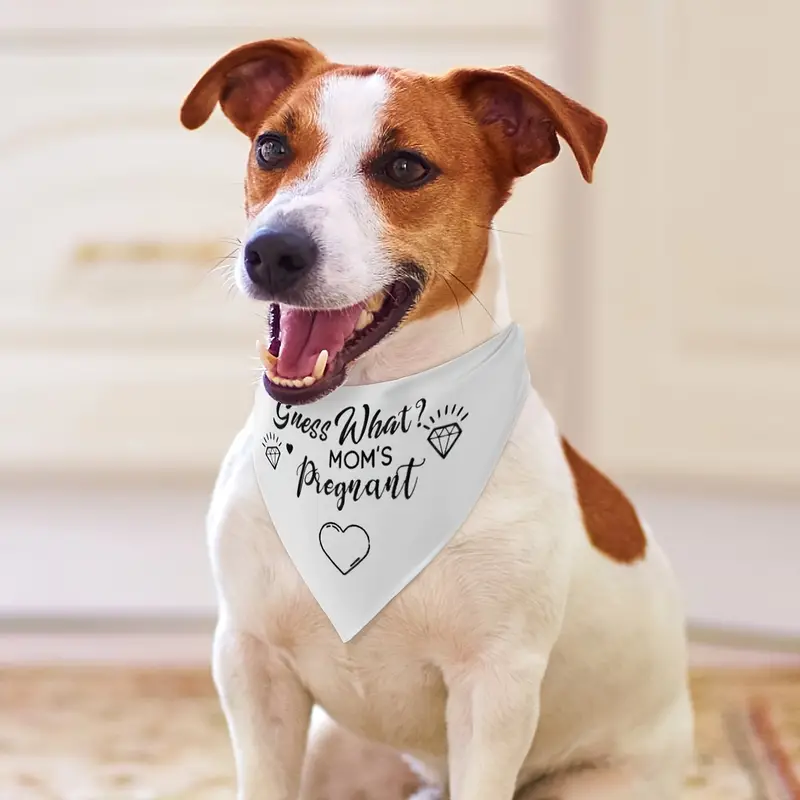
208 261 239 283
473 222 533 238
208 262 240 300
437 273 465 335
443 268 498 328
211 248 240 273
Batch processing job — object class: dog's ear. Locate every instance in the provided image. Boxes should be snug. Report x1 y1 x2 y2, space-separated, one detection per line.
180 38 327 137
444 66 607 182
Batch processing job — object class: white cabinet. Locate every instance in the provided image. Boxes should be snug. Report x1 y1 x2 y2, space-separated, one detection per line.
591 0 800 487
0 0 547 31
0 1 558 478
587 0 800 638
0 48 258 475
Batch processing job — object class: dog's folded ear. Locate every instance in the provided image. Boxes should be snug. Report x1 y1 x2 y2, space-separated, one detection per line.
180 38 327 137
444 66 607 182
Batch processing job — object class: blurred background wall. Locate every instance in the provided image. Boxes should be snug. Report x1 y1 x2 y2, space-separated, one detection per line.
1 0 798 660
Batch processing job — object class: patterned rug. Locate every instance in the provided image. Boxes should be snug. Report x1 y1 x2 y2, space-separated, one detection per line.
688 669 800 799
0 667 797 799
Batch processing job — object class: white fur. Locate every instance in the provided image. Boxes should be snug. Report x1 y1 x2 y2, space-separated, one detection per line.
236 73 394 307
212 75 694 800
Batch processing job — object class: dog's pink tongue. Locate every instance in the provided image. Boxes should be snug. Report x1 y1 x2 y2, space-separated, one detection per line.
277 305 362 379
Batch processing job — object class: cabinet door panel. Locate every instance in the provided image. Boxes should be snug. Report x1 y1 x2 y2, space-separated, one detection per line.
0 0 547 31
592 0 800 485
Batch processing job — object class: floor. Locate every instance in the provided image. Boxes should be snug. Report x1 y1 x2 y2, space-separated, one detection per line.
0 667 798 800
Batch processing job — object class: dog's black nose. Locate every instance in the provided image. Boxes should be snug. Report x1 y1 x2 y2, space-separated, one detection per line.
243 228 318 294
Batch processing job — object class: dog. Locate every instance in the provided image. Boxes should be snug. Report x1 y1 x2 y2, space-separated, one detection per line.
181 38 694 800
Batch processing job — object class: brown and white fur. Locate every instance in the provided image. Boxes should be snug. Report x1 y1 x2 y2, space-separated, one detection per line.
182 38 694 800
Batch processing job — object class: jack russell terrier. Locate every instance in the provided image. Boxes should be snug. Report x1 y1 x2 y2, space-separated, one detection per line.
181 37 693 800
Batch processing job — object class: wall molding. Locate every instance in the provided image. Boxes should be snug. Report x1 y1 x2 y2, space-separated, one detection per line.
3 484 798 639
2 615 799 655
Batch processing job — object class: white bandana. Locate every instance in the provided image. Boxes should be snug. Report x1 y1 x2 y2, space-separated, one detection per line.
252 323 530 641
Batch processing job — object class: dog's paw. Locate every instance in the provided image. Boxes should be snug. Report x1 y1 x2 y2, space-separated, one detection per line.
409 788 444 800
301 716 438 800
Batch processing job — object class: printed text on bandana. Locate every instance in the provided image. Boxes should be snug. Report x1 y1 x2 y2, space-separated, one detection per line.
264 398 469 511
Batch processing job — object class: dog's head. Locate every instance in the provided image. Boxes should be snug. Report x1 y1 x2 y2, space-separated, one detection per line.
181 38 606 403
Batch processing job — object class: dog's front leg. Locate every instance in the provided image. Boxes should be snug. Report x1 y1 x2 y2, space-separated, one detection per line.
443 654 546 800
214 624 312 800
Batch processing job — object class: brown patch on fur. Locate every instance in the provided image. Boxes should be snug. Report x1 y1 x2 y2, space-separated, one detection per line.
366 67 607 323
561 438 647 564
366 70 503 324
180 38 328 137
180 38 336 219
445 67 608 183
241 81 327 218
301 720 434 800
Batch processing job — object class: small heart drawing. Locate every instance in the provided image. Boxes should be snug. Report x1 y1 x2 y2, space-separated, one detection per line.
318 522 370 575
286 443 294 454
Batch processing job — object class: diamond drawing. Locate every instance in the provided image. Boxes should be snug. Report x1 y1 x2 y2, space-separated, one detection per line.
265 446 281 469
427 422 462 459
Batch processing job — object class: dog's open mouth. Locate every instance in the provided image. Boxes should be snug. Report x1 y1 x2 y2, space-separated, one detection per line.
257 280 419 404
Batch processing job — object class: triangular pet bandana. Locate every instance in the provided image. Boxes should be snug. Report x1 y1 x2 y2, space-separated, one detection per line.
252 323 530 641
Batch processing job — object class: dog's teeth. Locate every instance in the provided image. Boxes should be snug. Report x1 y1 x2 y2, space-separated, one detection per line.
367 293 384 312
256 340 277 368
356 309 373 331
266 369 314 389
313 350 328 380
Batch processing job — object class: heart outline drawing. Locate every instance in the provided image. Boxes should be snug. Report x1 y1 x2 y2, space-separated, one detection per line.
318 522 370 575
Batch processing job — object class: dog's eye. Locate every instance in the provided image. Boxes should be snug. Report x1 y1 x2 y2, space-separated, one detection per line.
378 151 436 189
255 133 291 170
